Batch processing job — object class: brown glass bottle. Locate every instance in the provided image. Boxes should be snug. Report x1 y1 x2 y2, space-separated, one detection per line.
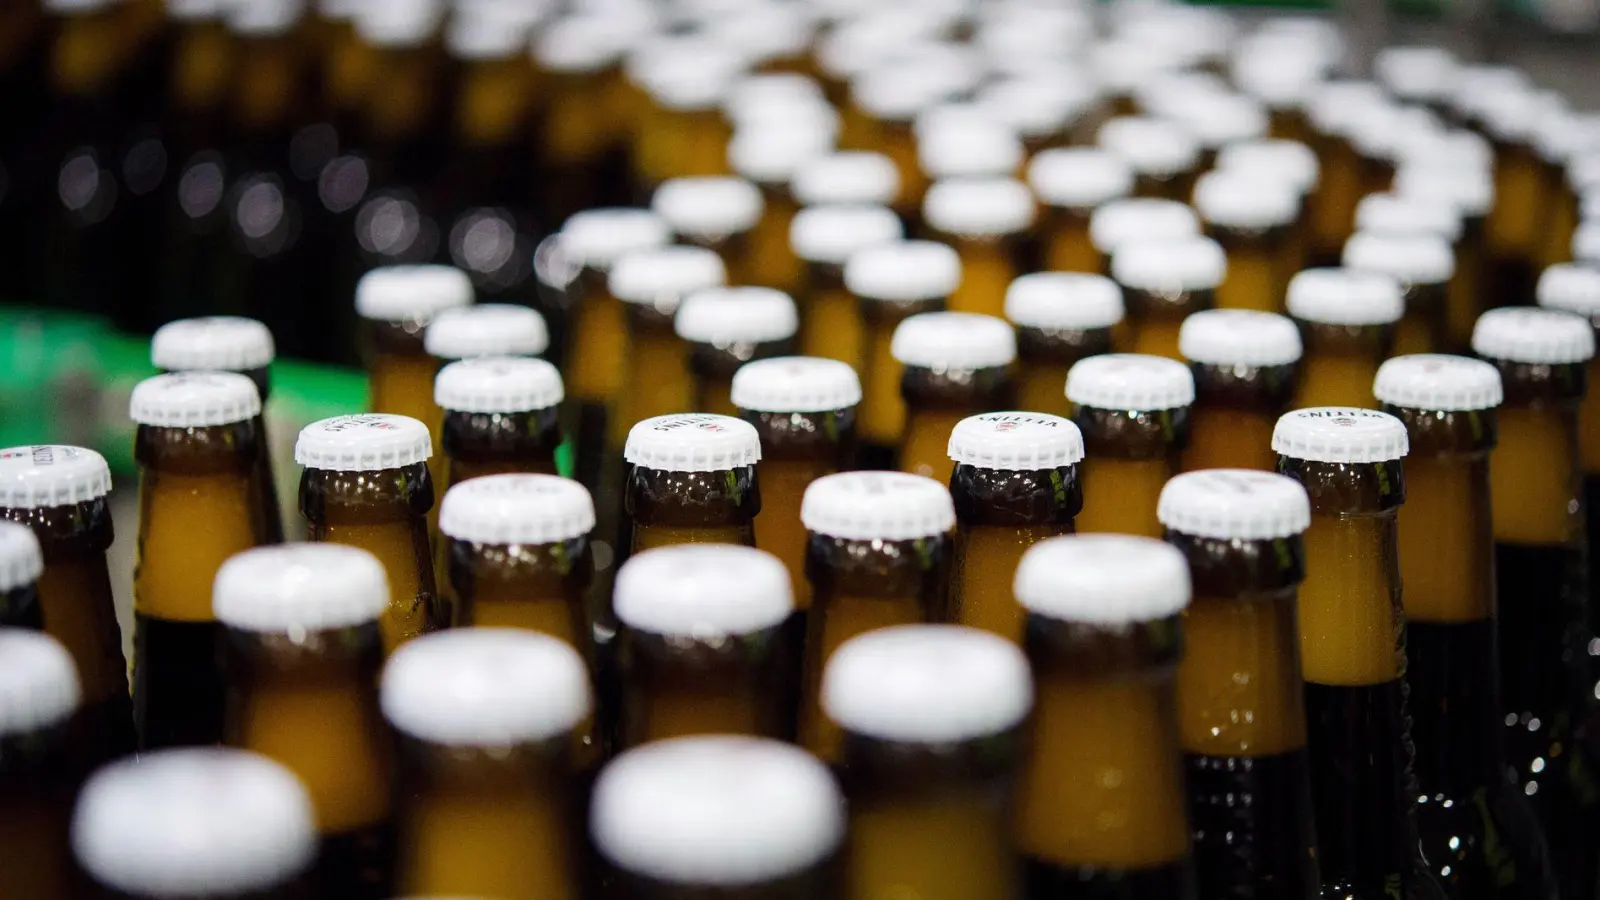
789 203 903 379
1195 171 1300 314
923 176 1035 321
1286 268 1403 409
0 630 81 900
1179 310 1303 472
1004 273 1122 419
1113 236 1225 360
435 357 564 488
1343 231 1455 356
650 176 763 283
0 522 43 629
676 286 800 418
621 414 762 556
893 312 1017 485
1026 148 1135 274
1067 354 1194 538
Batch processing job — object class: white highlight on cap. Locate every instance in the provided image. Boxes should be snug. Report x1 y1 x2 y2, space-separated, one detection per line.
1005 273 1124 332
1354 193 1462 242
560 209 671 272
727 121 836 186
1472 306 1596 365
823 625 1032 743
1342 231 1455 285
1089 199 1200 255
1214 139 1320 196
381 628 591 745
801 471 955 541
1272 407 1410 463
1537 263 1600 320
1159 469 1311 540
1013 534 1191 625
0 629 79 736
623 414 762 472
789 205 903 265
731 356 862 413
916 120 1025 180
1112 236 1226 292
151 316 276 372
791 152 901 207
355 265 474 322
295 414 432 471
1027 148 1134 210
891 312 1017 370
129 372 262 429
923 176 1035 238
439 474 594 546
1066 353 1196 411
72 749 316 897
1375 46 1457 103
213 543 389 633
844 241 962 302
1179 309 1303 368
614 545 792 637
1097 116 1201 178
424 304 550 359
674 287 799 345
1373 354 1503 412
652 177 764 240
1286 268 1404 326
1193 169 1299 230
608 246 728 308
947 412 1084 470
591 736 844 885
0 445 113 509
1393 163 1494 219
434 356 563 414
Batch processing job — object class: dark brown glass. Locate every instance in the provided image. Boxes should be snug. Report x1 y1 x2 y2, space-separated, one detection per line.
1184 362 1297 472
1123 286 1214 360
623 464 760 556
93 877 311 899
899 364 1013 485
0 579 42 629
440 405 562 487
604 858 844 900
0 719 81 900
1073 404 1189 538
1396 282 1450 356
1212 225 1296 313
688 338 797 418
156 364 282 543
1291 320 1395 409
1014 323 1114 418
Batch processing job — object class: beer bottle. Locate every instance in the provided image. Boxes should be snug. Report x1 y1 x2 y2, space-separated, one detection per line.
71 748 316 900
948 412 1083 643
215 543 397 899
1271 406 1444 900
590 736 846 897
1112 236 1226 360
354 264 474 430
726 114 836 296
892 311 1017 484
627 36 745 186
733 356 861 619
1157 469 1320 900
1012 533 1197 898
1097 116 1202 203
1375 46 1458 117
349 1 446 190
1228 34 1326 144
1088 197 1201 276
434 356 564 486
675 286 800 417
130 372 271 750
1352 193 1473 349
1171 93 1272 172
1285 268 1403 408
975 71 1101 156
532 16 638 225
798 470 954 760
1530 112 1596 272
295 414 437 652
0 522 43 628
915 109 1025 184
151 315 284 542
1479 86 1559 304
1213 140 1322 267
608 246 728 444
1179 309 1303 472
1304 81 1389 262
1027 147 1135 273
846 65 955 221
1067 354 1194 537
383 628 591 900
622 413 761 553
1373 353 1558 898
435 9 537 218
823 625 1032 900
844 240 961 467
922 176 1036 320
1342 230 1455 355
1393 160 1495 348
789 203 903 375
650 176 765 283
0 445 133 761
791 150 901 210
1471 307 1600 900
424 303 549 364
0 629 80 900
1194 169 1301 313
1004 273 1123 418
613 544 795 747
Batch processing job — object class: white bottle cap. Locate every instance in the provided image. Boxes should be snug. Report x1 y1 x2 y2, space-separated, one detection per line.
129 372 263 429
0 521 41 594
355 265 475 323
723 73 825 124
1229 34 1327 110
151 316 276 372
434 356 564 414
1575 221 1600 265
629 38 745 112
947 412 1085 470
0 445 113 509
651 177 764 240
351 0 441 47
560 209 671 273
1306 80 1389 138
1089 198 1200 255
921 177 1035 239
1192 170 1299 230
891 311 1017 370
1004 273 1124 332
976 74 1099 141
976 6 1092 64
1476 86 1565 145
1089 37 1181 96
1396 127 1495 172
1158 469 1311 541
1112 236 1227 293
591 736 844 886
1472 307 1597 365
1171 93 1271 150
1537 263 1600 320
789 204 904 265
844 240 962 302
1179 309 1303 368
1342 231 1455 286
1272 407 1410 463
381 628 591 746
613 545 792 637
1375 45 1457 104
1013 534 1191 625
1373 354 1504 412
916 121 1025 181
423 304 550 359
533 14 634 74
0 629 79 736
727 120 837 187
791 151 901 207
295 414 432 471
704 3 814 65
1096 116 1201 179
674 287 800 345
623 414 762 472
439 474 595 546
1214 139 1320 196
214 543 389 633
731 356 862 413
814 10 941 80
1354 193 1462 242
851 47 983 122
1286 268 1405 326
608 246 728 308
1449 64 1532 119
1027 147 1135 211
1393 163 1494 219
1066 353 1196 411
822 625 1032 743
1131 70 1230 122
801 471 955 541
72 749 316 897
